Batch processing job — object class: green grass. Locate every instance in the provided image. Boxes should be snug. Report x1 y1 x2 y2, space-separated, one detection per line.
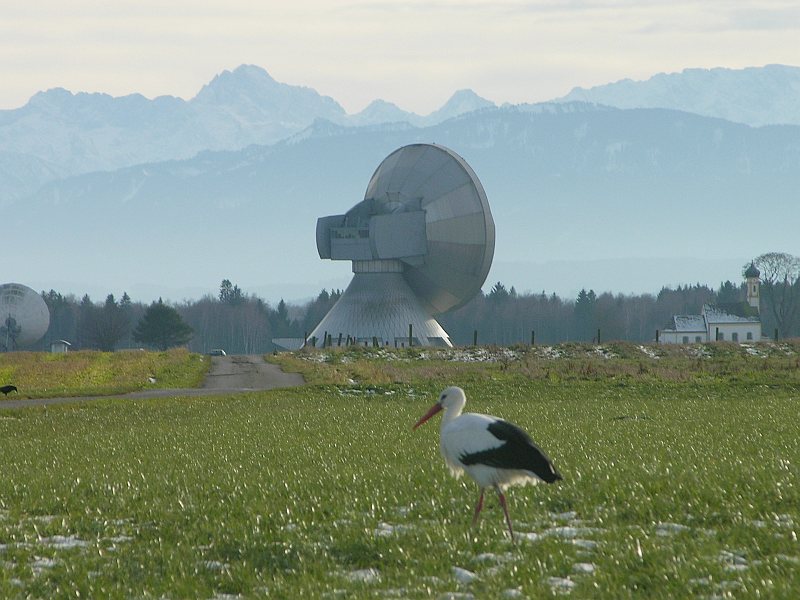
0 349 209 398
1 345 799 597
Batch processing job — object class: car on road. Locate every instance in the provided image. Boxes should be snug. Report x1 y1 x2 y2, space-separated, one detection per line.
208 349 227 356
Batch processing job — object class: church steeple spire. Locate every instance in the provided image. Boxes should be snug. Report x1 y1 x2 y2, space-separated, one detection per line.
745 262 760 312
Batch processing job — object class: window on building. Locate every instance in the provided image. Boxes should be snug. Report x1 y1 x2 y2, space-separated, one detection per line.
718 332 724 341
747 332 753 340
695 336 702 343
753 285 757 294
732 332 739 342
682 336 689 344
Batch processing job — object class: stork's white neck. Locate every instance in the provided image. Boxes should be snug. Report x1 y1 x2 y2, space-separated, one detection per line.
440 397 466 431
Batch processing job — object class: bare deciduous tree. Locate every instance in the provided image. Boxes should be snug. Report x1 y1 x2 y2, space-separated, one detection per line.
751 252 800 338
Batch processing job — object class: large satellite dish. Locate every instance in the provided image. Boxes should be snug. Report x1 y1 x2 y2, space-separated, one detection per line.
310 143 495 347
0 283 50 350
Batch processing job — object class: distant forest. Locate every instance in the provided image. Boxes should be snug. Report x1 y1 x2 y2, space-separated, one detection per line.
30 272 799 354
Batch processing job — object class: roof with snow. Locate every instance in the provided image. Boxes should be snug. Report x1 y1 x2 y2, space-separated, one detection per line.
664 315 707 332
703 304 760 324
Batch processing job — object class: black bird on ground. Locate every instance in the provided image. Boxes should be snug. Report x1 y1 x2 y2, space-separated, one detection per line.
1 385 18 396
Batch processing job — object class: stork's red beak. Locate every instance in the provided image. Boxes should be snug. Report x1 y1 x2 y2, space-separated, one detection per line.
413 402 443 430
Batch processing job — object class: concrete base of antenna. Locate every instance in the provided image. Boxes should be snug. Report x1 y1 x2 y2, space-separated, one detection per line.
308 260 452 348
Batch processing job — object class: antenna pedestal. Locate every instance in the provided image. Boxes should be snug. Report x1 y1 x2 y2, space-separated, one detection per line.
309 261 451 347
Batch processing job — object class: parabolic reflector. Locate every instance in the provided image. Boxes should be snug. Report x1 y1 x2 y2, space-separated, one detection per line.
363 143 495 315
0 283 50 350
311 143 494 347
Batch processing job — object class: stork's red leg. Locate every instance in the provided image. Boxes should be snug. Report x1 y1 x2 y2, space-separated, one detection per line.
472 489 485 526
496 487 514 541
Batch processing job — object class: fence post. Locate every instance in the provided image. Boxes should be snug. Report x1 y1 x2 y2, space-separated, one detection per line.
655 329 659 343
337 333 342 347
409 324 413 347
530 330 535 346
597 328 601 344
473 329 478 346
715 327 720 341
775 328 779 341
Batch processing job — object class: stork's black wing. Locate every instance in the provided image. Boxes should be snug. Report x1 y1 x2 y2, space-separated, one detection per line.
460 419 562 483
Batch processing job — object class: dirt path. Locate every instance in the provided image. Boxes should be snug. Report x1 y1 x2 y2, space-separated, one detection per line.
0 354 305 410
201 354 304 391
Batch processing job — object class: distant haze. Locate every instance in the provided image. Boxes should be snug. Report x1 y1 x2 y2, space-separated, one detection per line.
2 63 799 305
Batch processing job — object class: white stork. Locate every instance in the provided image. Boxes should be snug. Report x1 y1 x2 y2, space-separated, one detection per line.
413 386 562 540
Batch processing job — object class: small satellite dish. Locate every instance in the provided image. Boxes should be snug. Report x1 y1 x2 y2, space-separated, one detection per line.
311 144 494 347
0 283 50 350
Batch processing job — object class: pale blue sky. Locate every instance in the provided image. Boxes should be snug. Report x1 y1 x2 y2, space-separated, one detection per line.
2 0 799 113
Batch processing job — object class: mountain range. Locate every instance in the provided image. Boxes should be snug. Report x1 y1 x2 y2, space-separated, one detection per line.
0 65 492 204
557 64 800 127
2 64 799 303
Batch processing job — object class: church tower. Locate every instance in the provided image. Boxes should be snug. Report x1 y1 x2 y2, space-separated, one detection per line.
745 262 760 312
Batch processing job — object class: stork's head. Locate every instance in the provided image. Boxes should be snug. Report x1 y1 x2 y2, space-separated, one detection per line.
413 386 467 429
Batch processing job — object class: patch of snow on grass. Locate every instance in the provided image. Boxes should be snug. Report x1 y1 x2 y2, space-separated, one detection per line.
591 346 616 359
776 554 800 564
719 550 748 571
547 576 576 593
31 556 58 570
687 346 711 358
543 526 601 539
39 535 90 549
452 566 479 583
551 511 578 521
538 346 564 359
638 345 660 359
374 522 412 537
441 348 520 363
655 522 690 536
301 352 332 363
740 344 766 357
473 552 514 564
573 562 595 574
107 535 133 544
346 568 381 583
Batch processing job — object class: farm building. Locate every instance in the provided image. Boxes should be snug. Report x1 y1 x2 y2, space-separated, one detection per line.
660 263 763 344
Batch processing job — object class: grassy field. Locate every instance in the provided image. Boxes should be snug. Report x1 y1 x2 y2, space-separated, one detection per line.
0 349 209 398
0 342 799 598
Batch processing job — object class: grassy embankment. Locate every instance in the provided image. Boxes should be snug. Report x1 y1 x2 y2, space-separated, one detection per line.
0 348 209 398
0 341 798 598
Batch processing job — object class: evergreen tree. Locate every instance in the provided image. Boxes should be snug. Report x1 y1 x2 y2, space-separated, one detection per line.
133 298 193 350
488 282 510 303
574 288 597 341
89 294 131 351
219 279 244 305
716 280 742 304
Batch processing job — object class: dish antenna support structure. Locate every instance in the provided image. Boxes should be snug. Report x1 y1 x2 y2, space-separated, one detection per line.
310 143 495 347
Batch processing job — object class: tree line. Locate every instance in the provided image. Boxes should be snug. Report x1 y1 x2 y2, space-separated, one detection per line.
30 253 800 353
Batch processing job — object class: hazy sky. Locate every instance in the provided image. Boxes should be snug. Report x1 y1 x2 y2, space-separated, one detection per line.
3 1 800 114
